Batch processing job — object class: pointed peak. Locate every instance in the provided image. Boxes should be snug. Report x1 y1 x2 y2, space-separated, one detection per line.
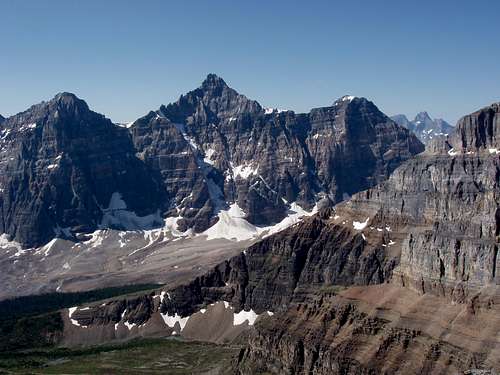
414 111 432 122
201 74 228 91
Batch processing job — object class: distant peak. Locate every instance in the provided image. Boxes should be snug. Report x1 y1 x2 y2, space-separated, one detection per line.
414 111 432 122
201 73 228 91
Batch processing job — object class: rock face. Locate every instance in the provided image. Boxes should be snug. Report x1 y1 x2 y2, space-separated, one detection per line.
0 93 162 248
345 102 500 299
236 285 500 374
392 112 454 144
64 101 500 374
156 210 397 319
0 76 422 248
130 75 423 233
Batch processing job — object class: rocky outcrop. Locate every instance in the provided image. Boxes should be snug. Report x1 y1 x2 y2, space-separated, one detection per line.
392 112 454 144
0 93 163 247
131 75 423 232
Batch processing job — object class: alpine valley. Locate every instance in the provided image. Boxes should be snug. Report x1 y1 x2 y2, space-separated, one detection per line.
1 75 499 375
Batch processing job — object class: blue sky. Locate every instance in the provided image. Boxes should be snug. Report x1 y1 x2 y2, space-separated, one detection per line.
1 0 499 124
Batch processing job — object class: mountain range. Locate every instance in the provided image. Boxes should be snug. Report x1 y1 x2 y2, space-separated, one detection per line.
63 98 500 374
1 75 499 375
391 111 454 144
0 74 423 248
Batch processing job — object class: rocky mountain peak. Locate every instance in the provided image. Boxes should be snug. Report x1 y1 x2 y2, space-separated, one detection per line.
160 74 262 124
201 73 228 92
0 94 162 248
48 92 91 116
414 111 432 122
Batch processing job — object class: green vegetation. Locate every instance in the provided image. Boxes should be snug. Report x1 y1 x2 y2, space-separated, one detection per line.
0 338 240 374
0 311 63 353
0 283 162 321
0 284 162 353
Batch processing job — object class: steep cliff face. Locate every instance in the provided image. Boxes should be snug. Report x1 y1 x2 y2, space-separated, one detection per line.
0 93 162 247
131 75 423 232
339 102 500 299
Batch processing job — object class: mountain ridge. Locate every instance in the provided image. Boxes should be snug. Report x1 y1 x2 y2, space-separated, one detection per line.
391 111 454 144
0 74 423 248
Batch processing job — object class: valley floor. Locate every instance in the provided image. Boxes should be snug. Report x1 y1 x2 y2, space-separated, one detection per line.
0 338 240 375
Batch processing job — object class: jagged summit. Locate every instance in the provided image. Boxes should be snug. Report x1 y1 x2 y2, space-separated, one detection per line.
414 111 432 122
159 74 262 124
201 73 228 91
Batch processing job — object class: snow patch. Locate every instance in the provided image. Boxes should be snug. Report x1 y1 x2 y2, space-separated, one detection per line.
264 107 287 114
160 312 190 331
202 202 317 242
160 291 171 304
203 148 216 165
233 309 259 326
353 218 369 230
68 307 87 328
203 203 259 241
341 95 356 102
124 321 136 330
231 162 259 180
100 192 162 231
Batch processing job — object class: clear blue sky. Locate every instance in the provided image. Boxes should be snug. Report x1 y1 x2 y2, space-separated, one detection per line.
1 0 499 124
